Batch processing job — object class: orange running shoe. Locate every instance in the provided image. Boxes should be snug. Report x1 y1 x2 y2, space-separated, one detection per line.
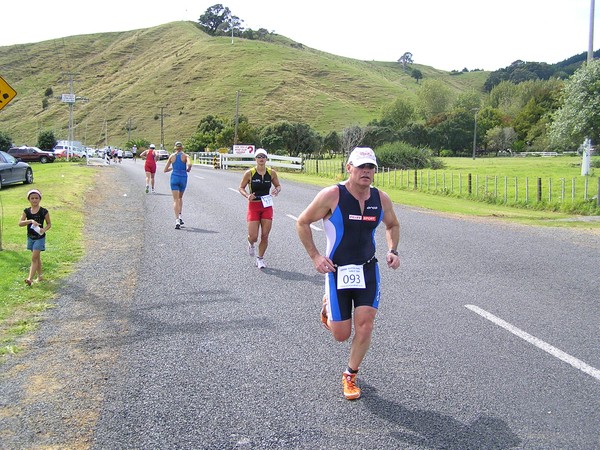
320 296 330 330
342 371 361 400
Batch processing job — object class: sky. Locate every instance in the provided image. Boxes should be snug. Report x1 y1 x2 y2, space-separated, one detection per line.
1 0 597 71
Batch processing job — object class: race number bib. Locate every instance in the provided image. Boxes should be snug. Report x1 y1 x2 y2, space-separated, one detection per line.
336 264 366 290
261 195 273 208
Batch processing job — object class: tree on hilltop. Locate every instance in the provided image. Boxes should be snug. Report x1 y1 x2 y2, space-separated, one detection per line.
398 52 413 70
198 4 242 36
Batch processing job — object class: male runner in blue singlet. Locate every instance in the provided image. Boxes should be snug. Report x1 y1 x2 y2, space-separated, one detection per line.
296 147 400 400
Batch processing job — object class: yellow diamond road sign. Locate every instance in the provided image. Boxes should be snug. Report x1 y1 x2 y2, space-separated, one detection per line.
0 76 17 111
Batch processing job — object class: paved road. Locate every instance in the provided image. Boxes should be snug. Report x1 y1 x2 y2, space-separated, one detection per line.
2 159 599 449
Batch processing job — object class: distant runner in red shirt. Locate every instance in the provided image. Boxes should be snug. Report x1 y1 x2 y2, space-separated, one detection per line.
140 144 159 193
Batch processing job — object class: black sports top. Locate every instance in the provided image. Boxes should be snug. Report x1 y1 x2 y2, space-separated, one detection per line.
249 167 272 198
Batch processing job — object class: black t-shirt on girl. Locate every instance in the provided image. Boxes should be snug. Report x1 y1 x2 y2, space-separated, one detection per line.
24 207 48 240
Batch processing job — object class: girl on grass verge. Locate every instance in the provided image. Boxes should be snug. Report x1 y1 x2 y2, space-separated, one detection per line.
19 189 52 286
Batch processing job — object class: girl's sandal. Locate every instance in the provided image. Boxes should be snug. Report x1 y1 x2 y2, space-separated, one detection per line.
24 279 32 286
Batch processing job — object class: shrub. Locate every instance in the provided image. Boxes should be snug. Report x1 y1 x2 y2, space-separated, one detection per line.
375 141 445 170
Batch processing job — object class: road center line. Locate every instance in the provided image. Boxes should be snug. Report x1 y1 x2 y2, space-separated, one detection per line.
286 214 321 231
465 304 600 382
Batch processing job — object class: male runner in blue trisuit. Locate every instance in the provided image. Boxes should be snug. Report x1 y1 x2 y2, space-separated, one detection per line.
297 147 400 400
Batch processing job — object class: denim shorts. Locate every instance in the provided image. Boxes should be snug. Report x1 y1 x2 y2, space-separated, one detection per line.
27 236 46 251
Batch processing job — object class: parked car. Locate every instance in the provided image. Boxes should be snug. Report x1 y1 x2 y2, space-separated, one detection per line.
0 151 34 189
123 150 133 159
7 146 56 163
52 145 84 159
156 149 169 160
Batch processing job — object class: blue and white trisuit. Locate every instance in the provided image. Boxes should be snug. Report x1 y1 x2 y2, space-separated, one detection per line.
323 183 383 322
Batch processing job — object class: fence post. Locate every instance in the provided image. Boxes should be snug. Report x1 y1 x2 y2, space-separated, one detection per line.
537 178 542 202
597 178 600 207
413 170 418 190
468 173 472 195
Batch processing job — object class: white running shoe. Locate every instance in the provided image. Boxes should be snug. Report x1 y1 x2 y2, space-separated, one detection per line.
256 257 266 269
175 219 181 230
151 188 155 194
247 243 256 257
145 185 149 193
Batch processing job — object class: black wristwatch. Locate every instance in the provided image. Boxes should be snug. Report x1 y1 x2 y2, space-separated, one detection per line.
388 249 399 256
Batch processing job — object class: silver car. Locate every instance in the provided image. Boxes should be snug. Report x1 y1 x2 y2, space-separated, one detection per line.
0 150 34 189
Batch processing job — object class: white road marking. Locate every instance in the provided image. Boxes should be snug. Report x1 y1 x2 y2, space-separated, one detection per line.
286 214 321 231
465 304 600 381
194 175 205 179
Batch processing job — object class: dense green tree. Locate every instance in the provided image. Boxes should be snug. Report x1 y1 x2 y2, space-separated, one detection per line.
126 139 151 150
485 127 517 154
549 60 600 149
483 69 509 92
476 107 505 133
512 79 563 143
509 68 539 84
0 131 13 151
397 123 430 148
453 91 481 112
288 122 321 157
375 141 443 170
198 4 234 36
187 115 227 151
322 131 341 156
417 79 454 120
215 116 259 148
259 121 320 156
380 97 415 130
37 130 57 151
362 126 397 149
411 68 423 83
428 110 475 153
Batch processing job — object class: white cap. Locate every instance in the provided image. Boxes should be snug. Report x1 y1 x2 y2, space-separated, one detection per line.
255 148 268 158
149 144 155 149
27 189 42 199
348 147 377 167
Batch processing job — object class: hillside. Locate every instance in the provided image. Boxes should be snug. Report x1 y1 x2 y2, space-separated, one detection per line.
0 21 487 148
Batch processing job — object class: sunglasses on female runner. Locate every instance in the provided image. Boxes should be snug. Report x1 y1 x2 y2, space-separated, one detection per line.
255 155 267 159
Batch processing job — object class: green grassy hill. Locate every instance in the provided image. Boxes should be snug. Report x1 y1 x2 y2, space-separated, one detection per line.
0 21 488 148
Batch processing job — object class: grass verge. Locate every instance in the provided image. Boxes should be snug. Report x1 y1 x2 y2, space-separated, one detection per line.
0 161 96 360
280 169 600 230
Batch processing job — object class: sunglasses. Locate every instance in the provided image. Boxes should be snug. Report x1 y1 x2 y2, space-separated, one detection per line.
255 155 267 159
355 163 376 170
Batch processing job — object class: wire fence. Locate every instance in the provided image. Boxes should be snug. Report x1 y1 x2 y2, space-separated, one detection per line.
303 159 600 213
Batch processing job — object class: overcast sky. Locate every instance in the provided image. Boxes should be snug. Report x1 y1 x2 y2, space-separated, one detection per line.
2 0 596 71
